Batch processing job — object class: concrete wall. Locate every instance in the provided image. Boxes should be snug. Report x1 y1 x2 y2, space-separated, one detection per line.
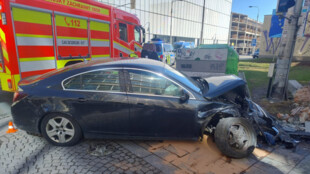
260 14 310 61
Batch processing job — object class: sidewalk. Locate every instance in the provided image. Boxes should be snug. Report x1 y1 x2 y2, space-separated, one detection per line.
1 130 310 174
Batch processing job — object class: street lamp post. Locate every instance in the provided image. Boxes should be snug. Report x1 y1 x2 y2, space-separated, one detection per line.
249 6 259 54
170 0 183 44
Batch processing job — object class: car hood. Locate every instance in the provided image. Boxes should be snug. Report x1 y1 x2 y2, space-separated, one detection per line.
203 75 246 99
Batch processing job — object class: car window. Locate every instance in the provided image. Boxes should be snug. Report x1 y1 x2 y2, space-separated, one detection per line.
134 26 141 43
164 44 173 52
119 23 128 42
128 70 182 97
63 70 121 92
155 44 162 52
143 43 155 52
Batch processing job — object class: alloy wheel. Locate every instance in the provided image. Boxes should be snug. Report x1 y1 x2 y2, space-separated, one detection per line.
45 116 75 143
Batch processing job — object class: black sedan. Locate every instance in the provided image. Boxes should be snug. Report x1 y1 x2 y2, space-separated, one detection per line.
11 58 288 158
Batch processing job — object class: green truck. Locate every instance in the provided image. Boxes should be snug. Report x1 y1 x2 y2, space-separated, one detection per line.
176 44 239 77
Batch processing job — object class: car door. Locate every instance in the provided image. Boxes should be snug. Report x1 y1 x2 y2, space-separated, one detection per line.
62 68 130 135
124 69 197 139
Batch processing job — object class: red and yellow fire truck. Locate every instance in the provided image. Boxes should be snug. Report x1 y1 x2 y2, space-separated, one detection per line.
0 0 145 92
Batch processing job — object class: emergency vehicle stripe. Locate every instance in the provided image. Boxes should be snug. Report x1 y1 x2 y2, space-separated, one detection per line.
2 47 9 62
91 54 110 60
55 15 89 57
113 41 134 55
21 69 54 79
12 8 51 25
57 39 89 46
12 7 56 77
90 21 109 32
90 20 110 58
14 21 53 36
0 28 6 43
17 37 54 46
5 66 11 74
56 26 88 38
91 47 110 55
90 30 109 40
19 57 55 62
91 40 109 47
20 60 55 72
55 15 87 29
134 44 142 52
17 46 54 58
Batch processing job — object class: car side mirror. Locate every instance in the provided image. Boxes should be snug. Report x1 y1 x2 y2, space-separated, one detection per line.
180 90 189 103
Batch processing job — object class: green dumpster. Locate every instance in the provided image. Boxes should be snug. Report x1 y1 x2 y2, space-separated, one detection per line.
176 44 239 77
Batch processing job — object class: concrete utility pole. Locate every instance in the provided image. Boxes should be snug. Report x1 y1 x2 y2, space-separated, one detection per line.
272 0 303 100
200 0 206 44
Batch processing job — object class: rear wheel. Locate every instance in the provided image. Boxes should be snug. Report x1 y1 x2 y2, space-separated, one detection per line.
41 113 82 146
214 117 256 158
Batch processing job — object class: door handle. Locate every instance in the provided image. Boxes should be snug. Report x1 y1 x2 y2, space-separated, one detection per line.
137 103 145 107
78 98 87 102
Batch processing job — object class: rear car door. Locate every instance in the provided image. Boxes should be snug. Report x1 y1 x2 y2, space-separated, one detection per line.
124 69 197 139
62 68 130 135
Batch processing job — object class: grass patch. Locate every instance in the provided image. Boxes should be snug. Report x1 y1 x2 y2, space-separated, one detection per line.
239 59 310 91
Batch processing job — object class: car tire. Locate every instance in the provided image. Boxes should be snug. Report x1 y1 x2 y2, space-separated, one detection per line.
41 113 82 146
214 117 256 158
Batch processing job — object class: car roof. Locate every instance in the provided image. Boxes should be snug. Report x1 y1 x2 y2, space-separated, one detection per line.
66 58 167 73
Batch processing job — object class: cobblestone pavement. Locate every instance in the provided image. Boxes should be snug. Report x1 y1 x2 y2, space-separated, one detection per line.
0 131 162 174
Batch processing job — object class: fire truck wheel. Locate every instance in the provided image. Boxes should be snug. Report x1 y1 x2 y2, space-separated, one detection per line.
41 113 82 146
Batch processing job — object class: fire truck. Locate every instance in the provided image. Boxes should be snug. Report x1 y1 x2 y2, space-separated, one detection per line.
0 0 145 92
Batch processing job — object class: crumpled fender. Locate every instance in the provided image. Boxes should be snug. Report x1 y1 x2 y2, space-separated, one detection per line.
198 103 241 137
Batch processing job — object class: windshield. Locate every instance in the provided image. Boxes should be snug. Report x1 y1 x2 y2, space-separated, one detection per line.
173 43 183 49
164 44 173 52
164 65 202 94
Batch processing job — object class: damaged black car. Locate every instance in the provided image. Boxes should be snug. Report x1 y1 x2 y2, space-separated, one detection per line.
11 58 296 158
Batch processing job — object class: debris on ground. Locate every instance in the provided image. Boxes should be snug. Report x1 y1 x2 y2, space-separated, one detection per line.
276 86 310 136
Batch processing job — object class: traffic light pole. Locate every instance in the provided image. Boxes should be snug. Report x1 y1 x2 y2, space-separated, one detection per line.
272 0 303 100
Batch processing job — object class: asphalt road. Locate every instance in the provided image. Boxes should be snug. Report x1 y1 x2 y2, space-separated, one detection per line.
239 55 253 60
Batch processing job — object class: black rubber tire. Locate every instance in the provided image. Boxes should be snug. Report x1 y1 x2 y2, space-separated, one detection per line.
41 113 82 146
214 117 256 158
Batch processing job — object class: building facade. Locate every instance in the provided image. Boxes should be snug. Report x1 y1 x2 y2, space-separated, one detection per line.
96 0 232 45
229 12 262 55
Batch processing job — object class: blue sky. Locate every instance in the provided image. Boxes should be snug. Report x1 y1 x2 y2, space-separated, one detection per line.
232 0 278 22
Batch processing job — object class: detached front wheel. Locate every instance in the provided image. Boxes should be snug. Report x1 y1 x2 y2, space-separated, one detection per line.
214 117 256 158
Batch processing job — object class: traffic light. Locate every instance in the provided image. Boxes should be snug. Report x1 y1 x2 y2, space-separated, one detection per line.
277 0 295 13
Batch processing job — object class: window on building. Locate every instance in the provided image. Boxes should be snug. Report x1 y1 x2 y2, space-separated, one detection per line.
63 70 121 91
128 70 182 97
119 23 128 42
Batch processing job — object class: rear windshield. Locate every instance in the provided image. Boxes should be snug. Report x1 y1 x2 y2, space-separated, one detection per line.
143 43 155 52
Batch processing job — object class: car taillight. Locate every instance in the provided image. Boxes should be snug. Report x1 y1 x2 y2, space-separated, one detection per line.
13 90 28 103
7 79 12 89
160 55 163 60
